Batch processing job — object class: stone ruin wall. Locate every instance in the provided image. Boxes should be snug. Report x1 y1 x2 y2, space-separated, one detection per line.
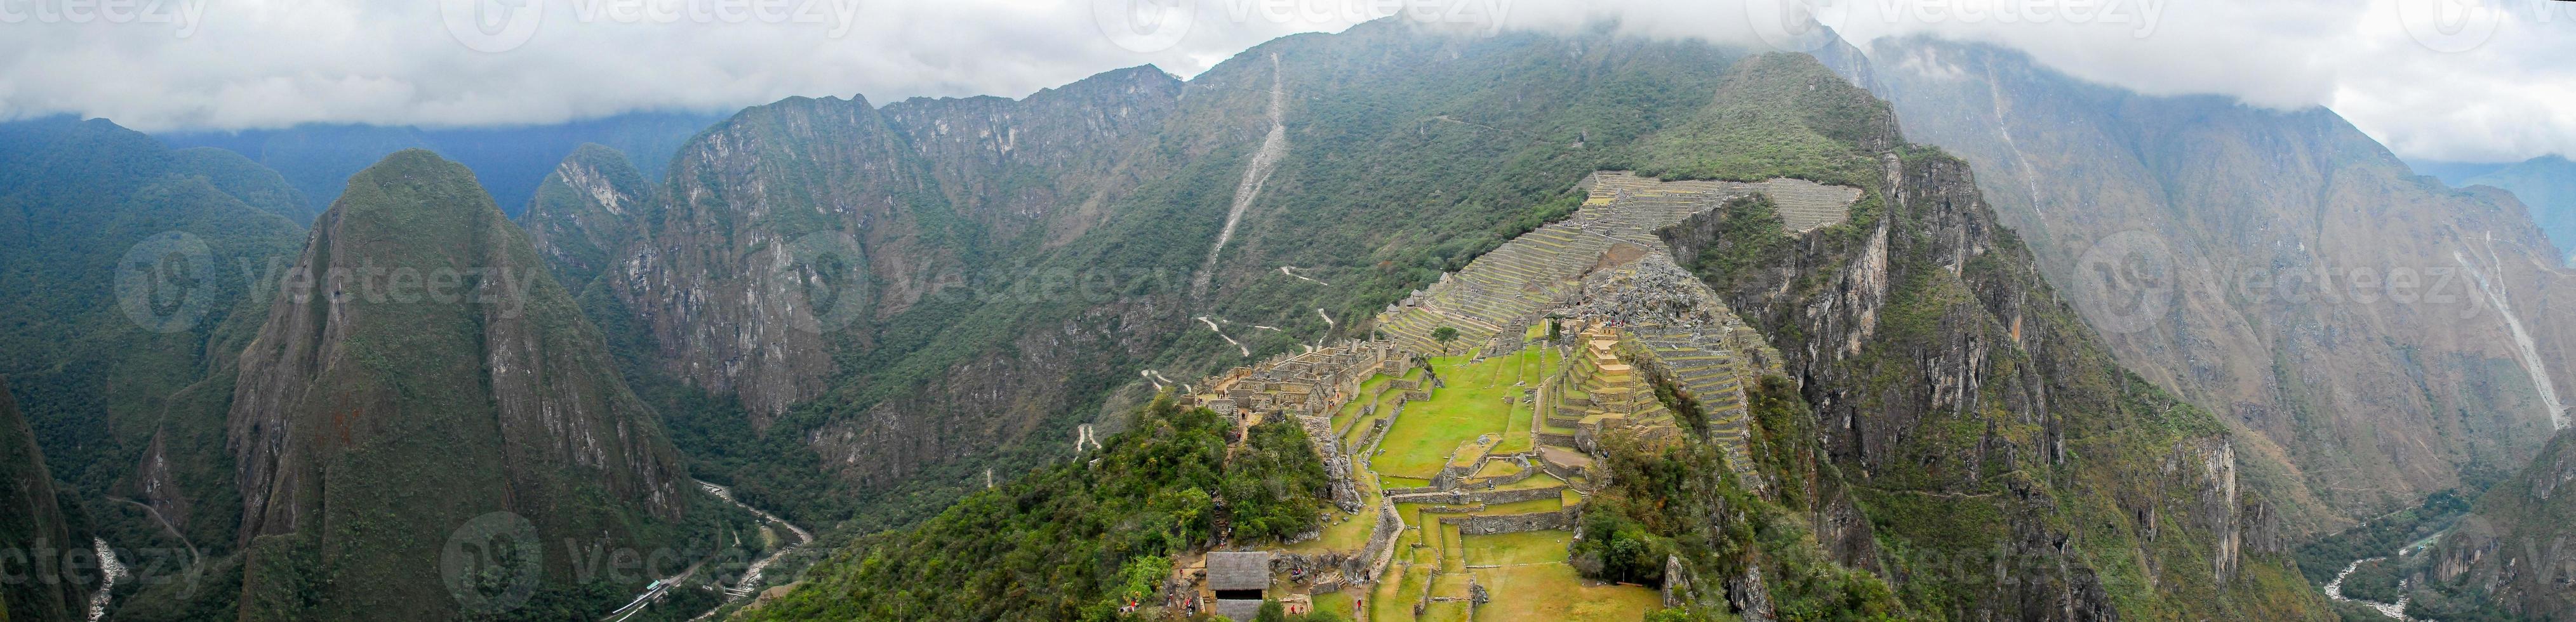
1387 485 1566 506
1176 338 1413 513
1361 500 1405 580
1441 507 1579 536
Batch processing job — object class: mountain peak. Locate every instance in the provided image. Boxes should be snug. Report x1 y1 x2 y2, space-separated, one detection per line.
224 149 690 619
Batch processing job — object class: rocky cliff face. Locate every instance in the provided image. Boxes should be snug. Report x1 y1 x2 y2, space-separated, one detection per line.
224 150 688 620
528 67 1187 423
524 25 1766 525
1862 37 2576 522
1655 53 2325 620
2421 428 2576 619
0 376 93 622
521 143 657 291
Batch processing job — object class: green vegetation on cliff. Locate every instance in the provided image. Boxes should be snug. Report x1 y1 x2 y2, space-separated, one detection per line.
0 376 94 622
217 150 730 621
736 396 1326 621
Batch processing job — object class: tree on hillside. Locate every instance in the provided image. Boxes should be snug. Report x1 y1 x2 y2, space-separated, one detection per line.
1431 326 1458 354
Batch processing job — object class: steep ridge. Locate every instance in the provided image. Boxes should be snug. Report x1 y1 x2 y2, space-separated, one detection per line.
0 116 307 583
540 65 1188 423
525 24 1759 527
1655 52 2327 620
0 376 95 622
719 46 2332 621
222 150 693 620
2417 428 2576 619
521 143 657 294
1863 37 2576 522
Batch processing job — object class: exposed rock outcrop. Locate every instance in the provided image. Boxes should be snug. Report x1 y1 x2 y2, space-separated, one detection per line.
225 150 690 620
1867 37 2576 525
2422 429 2576 619
526 67 1188 424
1656 53 2318 621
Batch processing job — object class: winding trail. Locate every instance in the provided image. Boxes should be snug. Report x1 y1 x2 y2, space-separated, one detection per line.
1191 54 1290 300
1280 266 1329 285
1196 315 1251 357
113 498 201 565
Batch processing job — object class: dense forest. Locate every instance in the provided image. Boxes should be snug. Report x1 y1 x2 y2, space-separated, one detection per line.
734 397 1329 621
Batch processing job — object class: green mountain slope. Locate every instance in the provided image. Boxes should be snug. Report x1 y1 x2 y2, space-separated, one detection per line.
734 397 1328 621
0 116 308 578
0 376 95 622
521 143 657 291
525 25 1759 529
220 150 698 621
693 39 2331 622
2415 428 2576 620
1864 37 2574 527
1649 52 2325 621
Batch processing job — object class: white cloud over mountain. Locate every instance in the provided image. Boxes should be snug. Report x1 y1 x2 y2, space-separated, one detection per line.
0 0 2565 161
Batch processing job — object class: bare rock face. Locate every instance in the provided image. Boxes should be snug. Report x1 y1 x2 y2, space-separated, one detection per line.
521 143 656 291
1867 37 2575 523
225 150 688 620
2426 429 2576 620
528 67 1187 423
1656 55 2313 618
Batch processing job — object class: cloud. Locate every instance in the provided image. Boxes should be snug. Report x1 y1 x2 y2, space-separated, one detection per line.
2 0 2571 161
0 0 1386 131
1808 0 2576 161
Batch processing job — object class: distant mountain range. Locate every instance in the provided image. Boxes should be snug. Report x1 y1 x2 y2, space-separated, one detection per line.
9 18 2576 622
155 110 728 222
2463 154 2576 265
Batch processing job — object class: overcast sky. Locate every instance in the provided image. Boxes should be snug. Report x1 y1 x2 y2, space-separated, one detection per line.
0 0 2563 162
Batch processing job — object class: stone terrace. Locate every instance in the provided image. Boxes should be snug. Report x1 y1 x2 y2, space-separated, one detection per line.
1375 171 1857 355
1161 171 1846 621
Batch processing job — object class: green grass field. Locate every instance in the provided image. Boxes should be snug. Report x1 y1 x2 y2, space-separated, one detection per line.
1495 471 1563 491
1462 531 1572 565
1472 562 1667 622
1373 349 1551 478
1303 337 1663 622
